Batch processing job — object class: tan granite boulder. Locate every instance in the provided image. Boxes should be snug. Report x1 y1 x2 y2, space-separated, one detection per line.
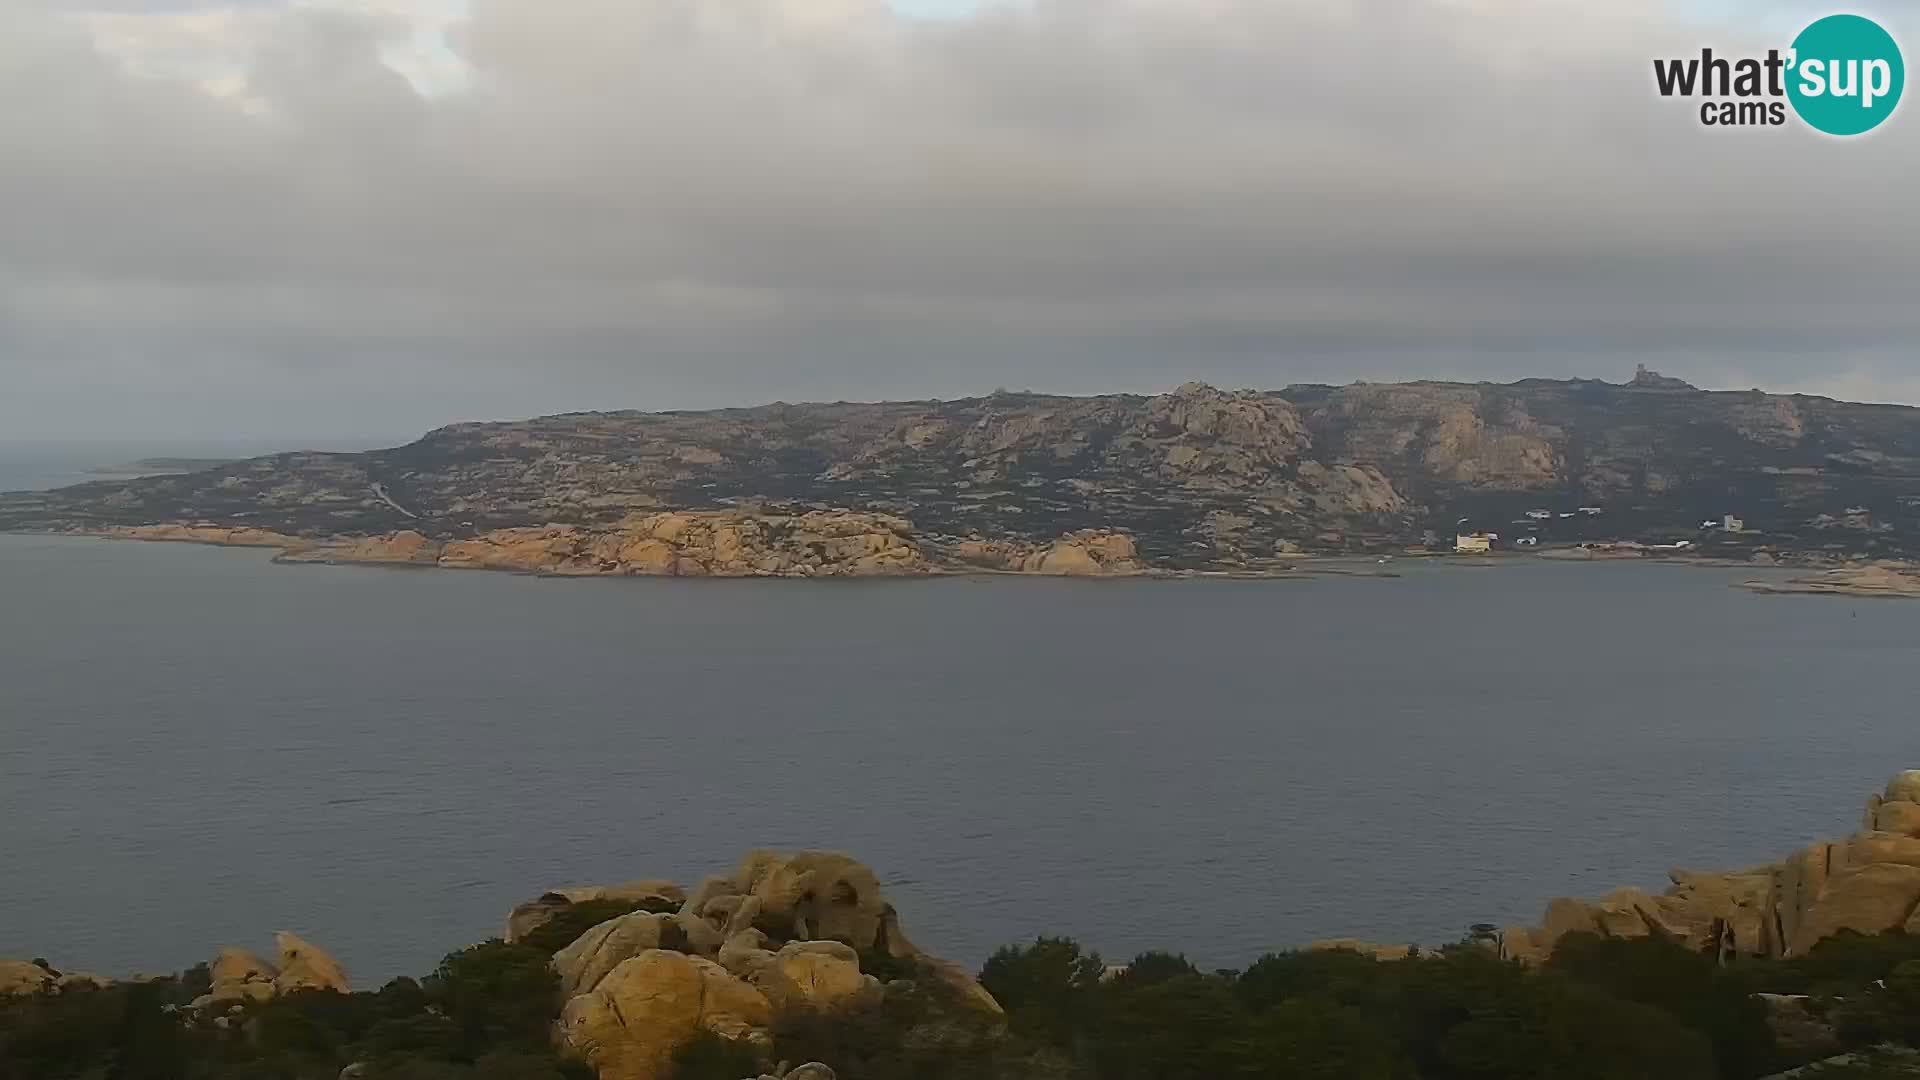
1790 863 1920 955
553 912 681 998
718 930 779 980
750 941 878 1013
1875 801 1920 838
1888 771 1920 804
731 851 888 949
0 961 52 998
558 950 771 1080
273 932 349 995
1309 939 1416 961
195 947 279 1008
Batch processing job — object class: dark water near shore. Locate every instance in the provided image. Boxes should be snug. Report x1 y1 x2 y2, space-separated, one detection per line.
1 534 1914 984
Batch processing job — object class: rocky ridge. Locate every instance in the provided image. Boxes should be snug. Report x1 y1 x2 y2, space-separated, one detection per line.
9 373 1920 572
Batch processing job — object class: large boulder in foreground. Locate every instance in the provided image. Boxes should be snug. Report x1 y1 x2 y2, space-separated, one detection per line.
558 950 771 1080
1502 771 1920 964
748 941 880 1013
553 911 686 998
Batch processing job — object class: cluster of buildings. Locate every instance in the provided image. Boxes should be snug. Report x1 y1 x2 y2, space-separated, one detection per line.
1454 505 1604 553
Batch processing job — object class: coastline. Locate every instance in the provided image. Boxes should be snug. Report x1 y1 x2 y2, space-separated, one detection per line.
1 522 1874 587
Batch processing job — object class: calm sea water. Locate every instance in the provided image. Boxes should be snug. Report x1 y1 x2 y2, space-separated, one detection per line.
0 534 1914 985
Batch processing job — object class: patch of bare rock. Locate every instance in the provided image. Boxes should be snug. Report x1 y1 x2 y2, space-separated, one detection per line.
1501 771 1920 963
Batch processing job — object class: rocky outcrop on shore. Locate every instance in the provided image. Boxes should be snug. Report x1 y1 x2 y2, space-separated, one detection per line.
1744 563 1920 599
86 512 1157 579
0 960 108 998
270 512 929 577
189 932 351 1010
95 524 305 548
1501 773 1920 964
947 530 1143 576
513 849 1002 1080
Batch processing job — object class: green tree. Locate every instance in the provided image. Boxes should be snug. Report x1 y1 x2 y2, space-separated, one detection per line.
980 937 1106 1048
1549 932 1781 1079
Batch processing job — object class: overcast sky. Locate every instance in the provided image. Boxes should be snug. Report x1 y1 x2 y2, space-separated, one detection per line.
3 0 1917 444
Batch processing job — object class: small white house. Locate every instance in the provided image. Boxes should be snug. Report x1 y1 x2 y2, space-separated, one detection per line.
1723 514 1745 532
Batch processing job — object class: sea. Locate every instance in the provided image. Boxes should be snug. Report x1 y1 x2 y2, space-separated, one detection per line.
1 450 1916 985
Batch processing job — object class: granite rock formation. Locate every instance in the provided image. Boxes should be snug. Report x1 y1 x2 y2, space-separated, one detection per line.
523 850 1002 1080
1501 772 1920 964
187 934 350 1010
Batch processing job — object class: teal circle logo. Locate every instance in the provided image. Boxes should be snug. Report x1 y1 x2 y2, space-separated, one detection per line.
1787 14 1904 135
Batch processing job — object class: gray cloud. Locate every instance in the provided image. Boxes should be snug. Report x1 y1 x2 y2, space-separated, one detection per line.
3 0 1917 442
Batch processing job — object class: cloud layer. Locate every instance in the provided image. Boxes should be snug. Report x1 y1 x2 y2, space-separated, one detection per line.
4 0 1917 441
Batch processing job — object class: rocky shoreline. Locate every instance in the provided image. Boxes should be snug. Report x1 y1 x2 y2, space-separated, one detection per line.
58 514 1152 579
9 776 1920 1080
1742 564 1920 600
16 520 1890 588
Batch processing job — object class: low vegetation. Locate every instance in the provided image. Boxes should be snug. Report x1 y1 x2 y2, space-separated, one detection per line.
6 928 1920 1079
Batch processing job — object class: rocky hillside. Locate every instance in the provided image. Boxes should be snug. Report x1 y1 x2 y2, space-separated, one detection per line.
6 371 1920 571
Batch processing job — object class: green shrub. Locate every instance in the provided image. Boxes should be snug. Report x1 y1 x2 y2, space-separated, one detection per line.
522 898 679 955
858 947 921 984
1108 952 1197 988
425 940 562 1055
669 1031 761 1079
979 937 1106 1048
1549 932 1782 1079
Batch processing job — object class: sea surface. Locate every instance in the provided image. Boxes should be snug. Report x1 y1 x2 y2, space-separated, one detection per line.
0 534 1915 985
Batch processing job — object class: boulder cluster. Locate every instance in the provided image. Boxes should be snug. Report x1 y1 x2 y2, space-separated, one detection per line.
0 960 108 997
513 850 1002 1080
947 530 1142 575
1502 772 1920 963
0 932 346 1011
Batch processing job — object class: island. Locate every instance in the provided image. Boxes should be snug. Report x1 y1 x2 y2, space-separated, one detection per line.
7 772 1920 1079
5 372 1920 579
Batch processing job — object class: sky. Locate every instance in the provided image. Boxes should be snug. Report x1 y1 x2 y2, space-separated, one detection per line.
3 0 1918 443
